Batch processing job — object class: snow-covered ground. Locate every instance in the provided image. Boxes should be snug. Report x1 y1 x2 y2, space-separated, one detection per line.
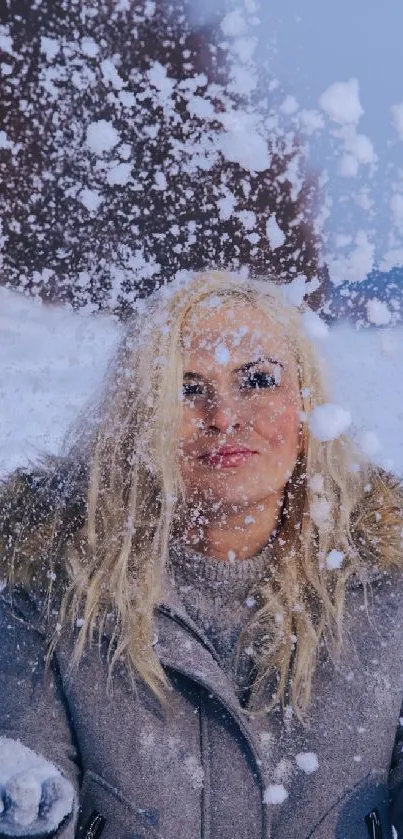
0 288 118 476
1 286 403 477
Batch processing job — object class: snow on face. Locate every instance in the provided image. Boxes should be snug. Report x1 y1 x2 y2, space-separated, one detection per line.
179 302 301 513
2 287 403 482
214 343 231 365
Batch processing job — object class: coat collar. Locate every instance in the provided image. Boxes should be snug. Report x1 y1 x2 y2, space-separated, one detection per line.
154 600 263 756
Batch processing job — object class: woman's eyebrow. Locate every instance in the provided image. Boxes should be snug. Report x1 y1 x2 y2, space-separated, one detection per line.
183 371 206 380
234 356 284 373
183 357 284 379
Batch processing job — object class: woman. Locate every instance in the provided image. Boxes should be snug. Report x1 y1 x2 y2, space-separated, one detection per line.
1 270 403 839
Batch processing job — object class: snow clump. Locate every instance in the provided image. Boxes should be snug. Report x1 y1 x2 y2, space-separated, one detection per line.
295 752 319 773
214 343 230 364
309 403 352 442
318 79 363 125
325 550 344 570
78 188 103 213
391 103 403 140
300 310 329 341
86 119 121 154
266 215 286 249
263 784 289 805
366 299 392 326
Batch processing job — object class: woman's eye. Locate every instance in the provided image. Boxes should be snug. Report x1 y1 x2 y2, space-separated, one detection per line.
182 382 206 398
240 371 279 390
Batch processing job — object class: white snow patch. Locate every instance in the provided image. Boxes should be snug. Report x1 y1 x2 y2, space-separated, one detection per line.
187 96 216 120
301 310 329 341
326 550 344 570
295 751 319 773
147 61 175 107
324 322 403 474
218 112 271 172
80 37 99 57
391 103 403 140
217 189 236 221
380 248 403 272
359 430 381 457
221 8 247 37
40 37 60 60
263 784 288 805
0 130 13 150
310 498 332 527
183 755 204 791
279 95 299 116
119 91 136 108
0 737 74 833
214 343 230 365
318 79 363 125
309 473 325 494
344 132 376 165
327 230 375 285
86 119 120 154
266 215 286 249
0 31 14 55
390 194 403 230
366 299 392 326
101 59 124 90
78 187 103 213
299 109 324 135
309 403 352 442
0 287 118 475
106 162 132 187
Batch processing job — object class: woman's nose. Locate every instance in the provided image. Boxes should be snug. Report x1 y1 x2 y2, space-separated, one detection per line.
206 392 241 433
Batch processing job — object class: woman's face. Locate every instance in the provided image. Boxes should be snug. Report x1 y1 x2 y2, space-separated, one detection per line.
178 300 302 514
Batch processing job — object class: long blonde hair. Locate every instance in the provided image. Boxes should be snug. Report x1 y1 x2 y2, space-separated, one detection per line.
2 270 403 715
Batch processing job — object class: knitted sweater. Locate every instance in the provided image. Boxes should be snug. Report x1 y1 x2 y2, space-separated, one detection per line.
168 539 274 691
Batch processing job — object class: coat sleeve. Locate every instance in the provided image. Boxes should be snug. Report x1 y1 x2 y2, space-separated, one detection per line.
389 704 403 838
0 590 81 838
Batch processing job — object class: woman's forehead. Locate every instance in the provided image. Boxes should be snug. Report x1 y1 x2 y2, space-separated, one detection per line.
182 301 291 363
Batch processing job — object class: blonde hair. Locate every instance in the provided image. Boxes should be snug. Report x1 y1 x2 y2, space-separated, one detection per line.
3 270 403 716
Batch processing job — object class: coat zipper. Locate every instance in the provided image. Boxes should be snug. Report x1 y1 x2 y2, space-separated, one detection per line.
82 810 106 838
365 809 383 839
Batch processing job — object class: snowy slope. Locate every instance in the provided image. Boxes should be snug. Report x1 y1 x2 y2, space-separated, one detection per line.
1 287 403 477
0 288 118 475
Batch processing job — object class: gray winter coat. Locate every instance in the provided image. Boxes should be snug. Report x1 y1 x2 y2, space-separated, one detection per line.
1 568 403 839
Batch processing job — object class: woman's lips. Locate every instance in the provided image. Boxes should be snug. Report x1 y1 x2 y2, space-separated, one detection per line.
198 447 257 468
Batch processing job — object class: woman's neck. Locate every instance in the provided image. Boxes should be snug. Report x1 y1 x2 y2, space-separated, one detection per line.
180 495 282 561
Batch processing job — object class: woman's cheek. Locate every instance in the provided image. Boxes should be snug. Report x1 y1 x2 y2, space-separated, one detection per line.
180 410 203 444
256 400 301 447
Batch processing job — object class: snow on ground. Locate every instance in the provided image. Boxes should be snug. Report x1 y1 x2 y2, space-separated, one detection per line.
0 287 402 477
0 287 118 475
324 323 403 475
